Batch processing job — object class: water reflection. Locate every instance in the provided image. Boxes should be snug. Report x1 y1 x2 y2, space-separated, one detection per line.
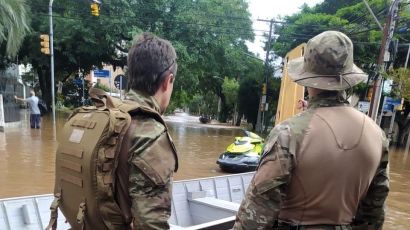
167 121 243 180
384 146 410 230
0 111 409 229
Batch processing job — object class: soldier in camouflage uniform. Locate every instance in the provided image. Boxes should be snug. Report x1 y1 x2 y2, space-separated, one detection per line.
233 31 389 230
114 33 179 230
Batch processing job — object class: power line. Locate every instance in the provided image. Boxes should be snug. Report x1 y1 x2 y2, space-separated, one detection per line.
31 12 268 39
30 2 390 41
28 2 398 51
29 2 378 36
29 1 255 23
29 8 264 36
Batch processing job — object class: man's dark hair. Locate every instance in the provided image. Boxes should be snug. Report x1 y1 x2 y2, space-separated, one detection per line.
127 33 177 95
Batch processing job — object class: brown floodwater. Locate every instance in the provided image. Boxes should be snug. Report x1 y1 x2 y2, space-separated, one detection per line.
0 111 409 229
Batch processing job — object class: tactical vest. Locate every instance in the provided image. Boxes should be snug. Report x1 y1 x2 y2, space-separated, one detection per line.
46 88 166 230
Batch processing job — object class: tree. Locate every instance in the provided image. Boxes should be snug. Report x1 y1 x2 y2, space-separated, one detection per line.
238 77 260 130
238 58 265 129
18 0 263 127
222 77 239 124
273 0 389 64
18 0 139 108
0 0 30 58
270 0 410 144
386 68 410 145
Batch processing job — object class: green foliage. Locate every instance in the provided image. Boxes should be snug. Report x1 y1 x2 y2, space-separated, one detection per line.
274 13 350 57
188 94 204 115
388 68 410 100
314 0 361 14
267 77 281 115
238 76 260 129
352 82 369 100
93 82 110 92
0 0 30 57
61 79 91 108
222 77 239 107
273 0 389 65
19 0 258 119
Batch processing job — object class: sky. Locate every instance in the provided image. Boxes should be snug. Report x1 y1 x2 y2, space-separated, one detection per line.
247 0 324 57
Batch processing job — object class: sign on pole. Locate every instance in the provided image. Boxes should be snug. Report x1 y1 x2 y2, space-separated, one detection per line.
0 94 5 132
358 101 370 114
261 95 266 104
383 97 401 112
93 69 110 78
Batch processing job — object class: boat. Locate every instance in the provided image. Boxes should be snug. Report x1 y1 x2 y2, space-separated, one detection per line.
216 131 264 173
0 172 254 230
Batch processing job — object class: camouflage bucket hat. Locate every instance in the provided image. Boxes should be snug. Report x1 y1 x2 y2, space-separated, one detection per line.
287 31 368 90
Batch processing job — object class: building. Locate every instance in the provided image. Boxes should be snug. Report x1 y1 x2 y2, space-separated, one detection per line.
0 64 25 125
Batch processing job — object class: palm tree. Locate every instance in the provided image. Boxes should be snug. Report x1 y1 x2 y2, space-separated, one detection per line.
0 0 30 57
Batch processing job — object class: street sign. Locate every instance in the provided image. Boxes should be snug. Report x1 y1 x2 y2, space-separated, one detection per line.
114 74 127 90
261 95 266 103
93 69 110 78
383 97 401 112
74 78 83 86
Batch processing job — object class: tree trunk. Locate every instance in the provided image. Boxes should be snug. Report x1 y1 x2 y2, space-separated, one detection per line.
232 103 237 125
37 68 51 109
219 94 229 123
235 112 242 126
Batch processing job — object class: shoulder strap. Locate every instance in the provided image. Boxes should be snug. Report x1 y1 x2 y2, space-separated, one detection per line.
116 100 140 114
89 87 115 109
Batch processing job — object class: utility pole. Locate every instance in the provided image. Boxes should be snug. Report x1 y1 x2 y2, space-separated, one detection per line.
256 19 274 133
79 68 85 106
49 0 56 124
369 0 400 121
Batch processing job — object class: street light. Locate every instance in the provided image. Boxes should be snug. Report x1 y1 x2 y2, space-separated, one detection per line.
40 34 50 55
90 1 101 16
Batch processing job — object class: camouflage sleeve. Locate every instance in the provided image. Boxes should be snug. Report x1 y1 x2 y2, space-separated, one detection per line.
128 118 176 230
354 134 389 230
233 125 295 230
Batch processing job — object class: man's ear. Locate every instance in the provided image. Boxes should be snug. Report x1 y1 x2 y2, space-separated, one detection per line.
161 73 174 91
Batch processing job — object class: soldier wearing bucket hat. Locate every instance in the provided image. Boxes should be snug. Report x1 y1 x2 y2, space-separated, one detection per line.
234 31 389 230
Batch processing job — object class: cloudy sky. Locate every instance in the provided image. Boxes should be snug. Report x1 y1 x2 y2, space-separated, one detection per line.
247 0 324 57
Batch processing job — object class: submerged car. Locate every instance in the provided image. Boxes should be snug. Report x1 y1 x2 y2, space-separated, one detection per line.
217 131 264 173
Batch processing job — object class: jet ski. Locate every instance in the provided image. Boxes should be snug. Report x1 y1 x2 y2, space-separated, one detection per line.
217 131 264 173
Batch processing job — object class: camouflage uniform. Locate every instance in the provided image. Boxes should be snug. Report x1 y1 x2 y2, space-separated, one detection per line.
116 90 178 230
233 93 389 230
234 30 389 230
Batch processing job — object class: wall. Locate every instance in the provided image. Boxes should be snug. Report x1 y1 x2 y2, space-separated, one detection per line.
0 65 23 123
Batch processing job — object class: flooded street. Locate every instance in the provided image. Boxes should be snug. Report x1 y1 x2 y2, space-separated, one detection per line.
0 111 409 229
